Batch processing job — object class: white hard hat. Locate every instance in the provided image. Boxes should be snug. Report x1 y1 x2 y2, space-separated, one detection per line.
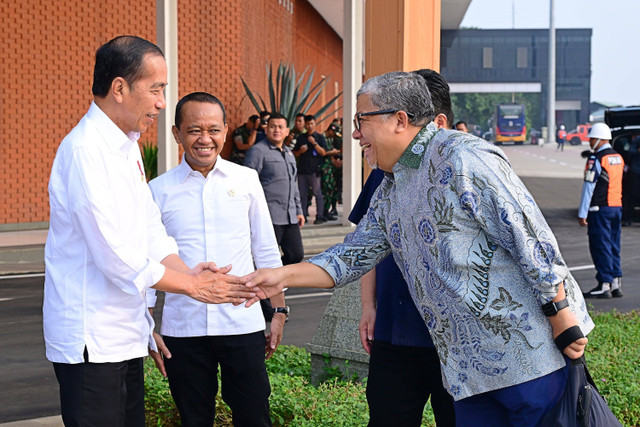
560 125 565 130
587 123 612 140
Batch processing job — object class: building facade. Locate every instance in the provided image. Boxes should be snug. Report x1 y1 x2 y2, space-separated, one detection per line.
440 28 592 131
0 0 342 228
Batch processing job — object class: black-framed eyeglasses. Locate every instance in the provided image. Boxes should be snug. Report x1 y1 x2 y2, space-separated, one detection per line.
353 109 415 131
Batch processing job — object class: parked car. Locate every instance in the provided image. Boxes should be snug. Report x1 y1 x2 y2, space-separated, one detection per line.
606 106 640 221
566 124 591 145
606 106 640 156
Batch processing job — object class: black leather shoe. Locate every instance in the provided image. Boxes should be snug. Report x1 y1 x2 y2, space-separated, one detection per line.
314 217 327 225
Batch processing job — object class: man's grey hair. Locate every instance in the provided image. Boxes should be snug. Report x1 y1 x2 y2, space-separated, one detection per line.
357 71 435 126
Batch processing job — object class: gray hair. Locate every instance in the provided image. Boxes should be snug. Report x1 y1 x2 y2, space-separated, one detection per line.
357 71 434 126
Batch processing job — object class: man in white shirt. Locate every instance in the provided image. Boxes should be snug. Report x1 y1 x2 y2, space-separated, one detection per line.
44 36 254 427
147 92 287 426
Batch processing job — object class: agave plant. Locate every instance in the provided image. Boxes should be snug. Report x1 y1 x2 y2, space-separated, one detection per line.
140 141 158 182
240 62 342 127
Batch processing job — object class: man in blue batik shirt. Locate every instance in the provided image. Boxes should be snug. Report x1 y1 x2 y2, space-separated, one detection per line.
242 71 593 426
351 68 455 427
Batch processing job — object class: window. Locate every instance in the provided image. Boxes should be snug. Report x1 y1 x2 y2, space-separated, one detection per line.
517 47 527 68
483 47 493 68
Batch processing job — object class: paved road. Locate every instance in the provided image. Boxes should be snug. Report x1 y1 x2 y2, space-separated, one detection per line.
1 142 638 423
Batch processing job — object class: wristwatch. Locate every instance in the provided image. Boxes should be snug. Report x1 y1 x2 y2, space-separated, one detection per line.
541 298 569 317
272 306 290 322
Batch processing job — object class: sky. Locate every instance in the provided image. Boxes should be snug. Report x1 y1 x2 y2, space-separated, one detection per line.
460 0 640 106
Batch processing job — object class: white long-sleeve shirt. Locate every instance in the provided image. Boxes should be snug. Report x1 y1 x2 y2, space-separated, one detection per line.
148 157 282 337
44 102 178 364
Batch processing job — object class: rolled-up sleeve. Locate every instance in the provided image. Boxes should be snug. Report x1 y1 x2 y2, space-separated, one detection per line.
68 147 171 294
144 185 179 262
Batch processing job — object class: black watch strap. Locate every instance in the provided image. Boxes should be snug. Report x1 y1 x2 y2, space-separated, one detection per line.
542 298 569 316
272 306 290 321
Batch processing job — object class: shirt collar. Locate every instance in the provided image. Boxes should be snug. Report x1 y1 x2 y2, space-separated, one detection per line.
595 143 612 152
86 101 139 155
177 154 231 183
395 121 439 170
267 140 287 151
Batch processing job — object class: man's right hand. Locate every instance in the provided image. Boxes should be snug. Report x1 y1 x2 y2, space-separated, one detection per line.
242 268 287 306
188 267 256 304
149 332 171 377
359 307 376 354
578 217 588 227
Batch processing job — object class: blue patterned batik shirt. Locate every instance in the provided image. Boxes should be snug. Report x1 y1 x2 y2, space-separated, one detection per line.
308 122 594 400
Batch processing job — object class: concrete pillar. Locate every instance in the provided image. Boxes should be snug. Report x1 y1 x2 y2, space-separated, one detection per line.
340 0 364 227
307 282 370 384
362 0 441 179
547 0 556 146
156 0 179 175
365 0 441 78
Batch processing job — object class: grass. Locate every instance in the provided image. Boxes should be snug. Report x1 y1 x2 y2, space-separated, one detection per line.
145 310 640 426
584 310 640 426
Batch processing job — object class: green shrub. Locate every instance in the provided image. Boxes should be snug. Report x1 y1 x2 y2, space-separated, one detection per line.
145 312 640 426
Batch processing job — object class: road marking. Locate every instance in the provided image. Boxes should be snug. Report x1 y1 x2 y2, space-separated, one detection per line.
285 292 333 300
568 264 595 271
0 298 15 302
0 273 45 280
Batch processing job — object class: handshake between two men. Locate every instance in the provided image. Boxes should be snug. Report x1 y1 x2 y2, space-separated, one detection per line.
188 262 333 306
149 261 329 378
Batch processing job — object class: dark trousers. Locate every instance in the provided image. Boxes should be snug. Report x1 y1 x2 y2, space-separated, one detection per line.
453 364 568 427
163 332 271 427
297 173 324 218
53 354 144 427
366 340 455 427
587 206 623 283
273 223 304 265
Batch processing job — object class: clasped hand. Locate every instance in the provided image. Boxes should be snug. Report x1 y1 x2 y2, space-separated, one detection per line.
190 262 254 305
192 263 283 307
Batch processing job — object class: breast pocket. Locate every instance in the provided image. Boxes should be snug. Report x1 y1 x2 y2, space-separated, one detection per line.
262 159 282 179
219 192 252 233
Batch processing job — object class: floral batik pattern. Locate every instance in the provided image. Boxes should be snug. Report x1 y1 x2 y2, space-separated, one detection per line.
309 123 593 400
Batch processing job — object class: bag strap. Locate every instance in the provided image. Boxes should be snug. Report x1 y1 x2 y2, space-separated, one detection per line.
568 355 602 394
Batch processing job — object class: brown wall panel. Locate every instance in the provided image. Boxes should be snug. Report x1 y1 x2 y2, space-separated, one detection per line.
1 0 342 226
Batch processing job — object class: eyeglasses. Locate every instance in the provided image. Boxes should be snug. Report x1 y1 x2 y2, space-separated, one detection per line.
353 109 415 131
